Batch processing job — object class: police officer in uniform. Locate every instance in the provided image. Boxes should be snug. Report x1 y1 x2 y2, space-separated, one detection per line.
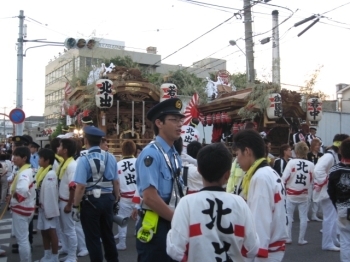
136 98 185 262
72 126 119 262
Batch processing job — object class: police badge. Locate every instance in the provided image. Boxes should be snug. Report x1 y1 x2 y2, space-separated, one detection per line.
144 156 153 167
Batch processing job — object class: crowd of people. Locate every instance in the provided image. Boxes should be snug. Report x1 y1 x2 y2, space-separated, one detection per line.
0 100 349 262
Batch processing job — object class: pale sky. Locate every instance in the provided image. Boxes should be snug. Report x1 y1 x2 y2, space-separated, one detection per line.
1 0 349 117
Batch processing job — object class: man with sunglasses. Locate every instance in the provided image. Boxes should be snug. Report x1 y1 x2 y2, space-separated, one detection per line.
136 98 185 262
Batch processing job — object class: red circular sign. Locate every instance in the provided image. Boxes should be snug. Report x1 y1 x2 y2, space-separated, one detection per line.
9 108 26 124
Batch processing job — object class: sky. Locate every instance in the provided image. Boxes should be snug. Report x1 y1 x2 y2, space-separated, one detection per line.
1 0 350 117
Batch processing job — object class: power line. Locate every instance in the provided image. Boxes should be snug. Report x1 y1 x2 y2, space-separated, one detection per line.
147 13 236 69
322 1 350 15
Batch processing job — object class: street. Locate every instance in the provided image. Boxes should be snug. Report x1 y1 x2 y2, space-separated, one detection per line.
0 206 341 262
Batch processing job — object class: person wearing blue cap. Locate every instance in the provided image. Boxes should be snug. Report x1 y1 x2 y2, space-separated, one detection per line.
72 125 120 262
29 142 40 170
135 97 185 262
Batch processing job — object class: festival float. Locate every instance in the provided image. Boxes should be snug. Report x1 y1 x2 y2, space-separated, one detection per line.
196 71 323 154
64 63 181 156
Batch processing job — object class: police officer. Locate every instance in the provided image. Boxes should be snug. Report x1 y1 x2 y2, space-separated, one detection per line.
29 141 40 169
136 98 185 262
72 126 119 262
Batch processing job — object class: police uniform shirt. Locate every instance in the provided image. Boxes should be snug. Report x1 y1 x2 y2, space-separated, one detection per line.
73 146 118 192
30 152 39 169
136 136 182 203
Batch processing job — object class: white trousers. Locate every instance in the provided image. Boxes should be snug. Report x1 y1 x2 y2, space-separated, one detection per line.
338 217 350 262
308 185 321 217
253 251 284 262
75 221 87 252
117 200 134 245
320 198 338 249
12 212 33 262
286 199 308 243
59 201 77 259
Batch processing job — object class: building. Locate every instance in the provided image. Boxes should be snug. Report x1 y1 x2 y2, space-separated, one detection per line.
44 38 227 128
23 116 45 138
336 83 350 112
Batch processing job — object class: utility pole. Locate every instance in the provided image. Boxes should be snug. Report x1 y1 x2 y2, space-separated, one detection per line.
243 0 255 83
16 10 25 135
272 10 281 89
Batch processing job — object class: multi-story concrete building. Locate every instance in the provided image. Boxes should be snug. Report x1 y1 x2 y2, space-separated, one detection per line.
44 38 227 128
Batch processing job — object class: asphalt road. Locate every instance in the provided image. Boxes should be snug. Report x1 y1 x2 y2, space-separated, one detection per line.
0 206 341 262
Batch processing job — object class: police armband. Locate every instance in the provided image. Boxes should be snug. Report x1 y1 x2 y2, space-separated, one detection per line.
137 210 159 243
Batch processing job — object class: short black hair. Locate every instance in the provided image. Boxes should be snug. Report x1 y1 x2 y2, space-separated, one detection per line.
333 134 349 143
38 148 55 165
50 138 61 153
84 134 101 147
340 138 350 159
13 147 31 164
44 144 51 149
279 144 291 158
60 139 76 158
232 129 265 159
187 141 202 159
152 115 166 136
197 143 232 183
173 137 183 155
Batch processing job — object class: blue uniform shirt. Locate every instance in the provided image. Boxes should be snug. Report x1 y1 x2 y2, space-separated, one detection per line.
74 146 118 192
136 136 182 203
30 152 39 169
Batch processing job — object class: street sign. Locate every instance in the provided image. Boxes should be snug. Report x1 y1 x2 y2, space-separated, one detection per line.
9 108 26 124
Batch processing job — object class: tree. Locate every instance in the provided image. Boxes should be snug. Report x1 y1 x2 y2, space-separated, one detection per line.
300 65 328 100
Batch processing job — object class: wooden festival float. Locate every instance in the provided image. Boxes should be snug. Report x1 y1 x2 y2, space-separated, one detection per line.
197 83 323 154
67 65 180 156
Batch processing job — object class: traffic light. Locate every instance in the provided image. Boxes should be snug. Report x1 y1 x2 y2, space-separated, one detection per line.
64 38 96 50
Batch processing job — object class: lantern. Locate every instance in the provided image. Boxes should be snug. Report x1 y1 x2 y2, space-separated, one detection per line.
68 105 77 117
95 79 114 109
307 98 322 123
160 83 177 102
206 114 212 126
83 109 90 117
215 113 221 125
221 112 227 124
266 93 283 119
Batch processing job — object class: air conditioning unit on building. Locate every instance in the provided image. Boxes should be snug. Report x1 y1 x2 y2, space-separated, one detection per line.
146 46 157 54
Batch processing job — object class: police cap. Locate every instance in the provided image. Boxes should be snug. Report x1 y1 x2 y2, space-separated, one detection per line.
30 141 40 149
22 135 33 144
81 116 93 125
147 98 185 122
83 126 105 137
11 136 30 146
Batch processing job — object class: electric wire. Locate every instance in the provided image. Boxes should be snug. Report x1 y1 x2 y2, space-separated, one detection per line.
322 1 350 15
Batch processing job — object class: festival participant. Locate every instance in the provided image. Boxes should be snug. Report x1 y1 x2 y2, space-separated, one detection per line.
183 141 203 194
180 118 200 154
136 98 185 262
114 140 137 251
307 138 324 222
313 133 349 251
306 127 324 153
36 149 60 262
8 146 36 261
81 116 94 128
232 129 288 262
166 143 259 262
282 141 314 245
57 139 77 262
307 138 323 165
273 144 292 177
328 138 350 261
72 126 119 262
